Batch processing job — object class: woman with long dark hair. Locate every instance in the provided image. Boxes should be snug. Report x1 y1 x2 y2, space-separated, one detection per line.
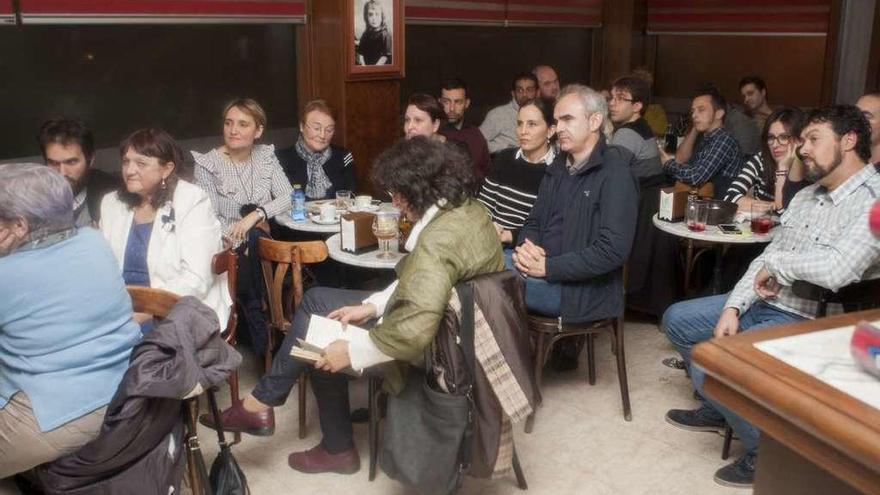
724 107 807 211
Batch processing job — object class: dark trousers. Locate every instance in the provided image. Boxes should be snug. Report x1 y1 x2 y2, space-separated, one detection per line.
251 287 373 453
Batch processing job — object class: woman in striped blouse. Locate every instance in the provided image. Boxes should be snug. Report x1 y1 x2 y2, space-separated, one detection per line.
724 107 806 211
193 98 292 247
478 98 562 245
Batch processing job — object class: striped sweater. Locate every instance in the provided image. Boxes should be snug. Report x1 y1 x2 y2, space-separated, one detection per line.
724 151 774 204
477 147 558 243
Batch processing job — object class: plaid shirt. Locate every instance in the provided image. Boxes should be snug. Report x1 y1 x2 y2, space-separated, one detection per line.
726 164 880 318
664 127 742 186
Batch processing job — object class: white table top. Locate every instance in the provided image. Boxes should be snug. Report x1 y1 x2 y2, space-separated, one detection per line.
652 213 774 244
755 322 880 411
275 211 339 234
325 233 403 270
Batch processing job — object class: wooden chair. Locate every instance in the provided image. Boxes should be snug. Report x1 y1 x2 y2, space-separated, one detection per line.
126 286 207 495
211 248 241 445
524 267 631 433
256 238 328 439
718 277 880 459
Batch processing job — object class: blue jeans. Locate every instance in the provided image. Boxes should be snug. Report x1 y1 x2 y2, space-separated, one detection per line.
662 294 805 453
503 248 561 317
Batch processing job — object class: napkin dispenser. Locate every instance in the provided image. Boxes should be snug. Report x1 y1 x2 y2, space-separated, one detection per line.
658 187 689 222
340 212 378 254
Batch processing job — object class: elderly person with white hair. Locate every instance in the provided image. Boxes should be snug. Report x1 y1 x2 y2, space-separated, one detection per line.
509 84 639 369
0 164 140 478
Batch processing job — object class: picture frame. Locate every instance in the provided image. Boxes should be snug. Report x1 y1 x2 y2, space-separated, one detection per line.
345 0 404 81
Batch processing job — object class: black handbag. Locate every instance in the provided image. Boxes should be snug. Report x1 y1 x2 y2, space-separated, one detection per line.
206 389 250 495
379 283 477 495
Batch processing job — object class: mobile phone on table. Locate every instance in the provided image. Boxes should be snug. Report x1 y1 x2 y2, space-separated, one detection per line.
717 224 742 235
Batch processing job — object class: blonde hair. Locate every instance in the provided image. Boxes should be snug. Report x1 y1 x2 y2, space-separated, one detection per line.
222 98 268 129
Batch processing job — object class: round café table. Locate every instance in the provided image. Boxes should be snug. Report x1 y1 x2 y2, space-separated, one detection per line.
274 201 340 234
325 233 403 270
652 213 774 295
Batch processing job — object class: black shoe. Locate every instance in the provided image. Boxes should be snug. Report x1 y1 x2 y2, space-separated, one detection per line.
662 356 687 370
714 451 756 488
665 406 726 433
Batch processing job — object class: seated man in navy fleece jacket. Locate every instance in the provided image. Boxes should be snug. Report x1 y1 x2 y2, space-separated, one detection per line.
510 84 639 334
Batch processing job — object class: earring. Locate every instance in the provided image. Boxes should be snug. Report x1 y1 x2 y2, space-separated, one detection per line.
161 178 167 190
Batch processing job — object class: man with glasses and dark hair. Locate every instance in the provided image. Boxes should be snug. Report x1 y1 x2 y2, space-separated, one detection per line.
480 72 539 154
608 76 663 180
659 85 743 198
37 118 116 228
438 78 491 180
662 104 880 488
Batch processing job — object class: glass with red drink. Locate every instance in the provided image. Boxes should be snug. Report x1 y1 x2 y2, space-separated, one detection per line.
686 200 708 232
750 203 773 235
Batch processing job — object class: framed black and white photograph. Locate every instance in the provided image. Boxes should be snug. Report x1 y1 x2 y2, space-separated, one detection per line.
346 0 404 81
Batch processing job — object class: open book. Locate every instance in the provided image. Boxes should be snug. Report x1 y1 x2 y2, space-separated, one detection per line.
290 315 392 376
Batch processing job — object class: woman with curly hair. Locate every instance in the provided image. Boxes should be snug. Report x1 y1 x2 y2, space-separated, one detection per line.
201 137 503 475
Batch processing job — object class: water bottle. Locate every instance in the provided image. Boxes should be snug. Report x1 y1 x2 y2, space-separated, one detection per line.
291 184 306 222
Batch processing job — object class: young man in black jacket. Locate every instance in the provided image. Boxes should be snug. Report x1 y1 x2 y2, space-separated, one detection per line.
512 84 639 367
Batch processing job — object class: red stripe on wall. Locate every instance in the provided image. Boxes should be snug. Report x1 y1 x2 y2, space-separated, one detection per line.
0 0 12 15
649 0 829 7
405 6 506 23
507 11 600 26
646 0 831 33
19 0 305 17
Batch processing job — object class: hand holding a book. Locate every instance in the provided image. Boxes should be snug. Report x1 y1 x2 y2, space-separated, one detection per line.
315 340 351 373
327 303 378 328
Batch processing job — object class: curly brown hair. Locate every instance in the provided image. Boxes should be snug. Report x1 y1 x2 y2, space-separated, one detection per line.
370 137 476 219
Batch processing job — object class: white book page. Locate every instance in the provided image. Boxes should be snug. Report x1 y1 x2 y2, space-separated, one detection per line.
305 314 368 349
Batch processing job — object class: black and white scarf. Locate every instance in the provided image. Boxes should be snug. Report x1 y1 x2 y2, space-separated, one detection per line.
295 135 332 199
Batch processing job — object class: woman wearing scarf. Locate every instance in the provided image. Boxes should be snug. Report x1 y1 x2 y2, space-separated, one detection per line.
277 100 356 200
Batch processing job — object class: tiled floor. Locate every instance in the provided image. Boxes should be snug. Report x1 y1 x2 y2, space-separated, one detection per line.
1 318 750 495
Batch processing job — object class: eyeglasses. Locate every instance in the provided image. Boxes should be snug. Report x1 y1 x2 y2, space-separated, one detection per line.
609 95 634 104
766 134 793 146
305 122 335 136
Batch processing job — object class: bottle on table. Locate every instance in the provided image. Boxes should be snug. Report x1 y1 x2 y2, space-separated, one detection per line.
291 184 306 221
664 124 678 154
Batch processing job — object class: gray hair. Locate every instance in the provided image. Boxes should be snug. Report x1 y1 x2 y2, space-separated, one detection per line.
558 84 613 141
0 163 74 236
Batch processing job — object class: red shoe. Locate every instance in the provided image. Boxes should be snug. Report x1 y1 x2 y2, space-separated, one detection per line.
288 444 360 474
198 399 275 437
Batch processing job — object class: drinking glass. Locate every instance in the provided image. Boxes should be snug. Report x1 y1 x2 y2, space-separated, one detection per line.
336 190 353 210
750 202 773 235
686 200 708 232
372 211 399 259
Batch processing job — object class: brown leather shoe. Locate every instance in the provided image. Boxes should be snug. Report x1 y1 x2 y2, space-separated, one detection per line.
288 444 360 474
199 399 275 437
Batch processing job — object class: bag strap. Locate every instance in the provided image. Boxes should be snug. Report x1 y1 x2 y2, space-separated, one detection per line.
454 282 477 483
206 387 230 450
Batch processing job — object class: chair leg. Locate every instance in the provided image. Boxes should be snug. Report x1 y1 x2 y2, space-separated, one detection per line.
298 374 307 439
525 333 548 434
614 320 632 421
586 334 596 385
512 448 528 490
721 425 733 460
368 377 382 481
184 399 204 495
228 370 242 445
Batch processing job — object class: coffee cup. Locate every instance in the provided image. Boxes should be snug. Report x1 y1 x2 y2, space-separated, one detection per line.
319 203 337 222
355 195 373 209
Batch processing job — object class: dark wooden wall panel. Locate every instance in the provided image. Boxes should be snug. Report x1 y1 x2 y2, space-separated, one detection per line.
653 35 827 108
345 80 400 195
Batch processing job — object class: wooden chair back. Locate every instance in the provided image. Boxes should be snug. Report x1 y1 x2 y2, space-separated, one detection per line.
257 238 328 329
674 180 714 198
211 249 238 342
127 286 180 319
792 278 880 317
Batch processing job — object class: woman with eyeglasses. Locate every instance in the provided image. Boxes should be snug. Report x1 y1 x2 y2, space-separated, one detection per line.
276 99 356 200
724 107 807 211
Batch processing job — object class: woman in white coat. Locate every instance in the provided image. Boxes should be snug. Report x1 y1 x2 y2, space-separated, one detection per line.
100 128 230 327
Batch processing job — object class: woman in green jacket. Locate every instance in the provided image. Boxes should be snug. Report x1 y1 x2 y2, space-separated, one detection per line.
202 137 503 474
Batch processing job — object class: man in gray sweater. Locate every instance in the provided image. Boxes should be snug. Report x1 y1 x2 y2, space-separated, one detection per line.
608 76 663 180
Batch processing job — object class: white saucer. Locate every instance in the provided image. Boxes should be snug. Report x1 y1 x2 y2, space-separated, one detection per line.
349 204 380 212
309 214 340 225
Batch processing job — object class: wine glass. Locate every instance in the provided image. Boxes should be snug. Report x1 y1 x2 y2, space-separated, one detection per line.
372 211 399 259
